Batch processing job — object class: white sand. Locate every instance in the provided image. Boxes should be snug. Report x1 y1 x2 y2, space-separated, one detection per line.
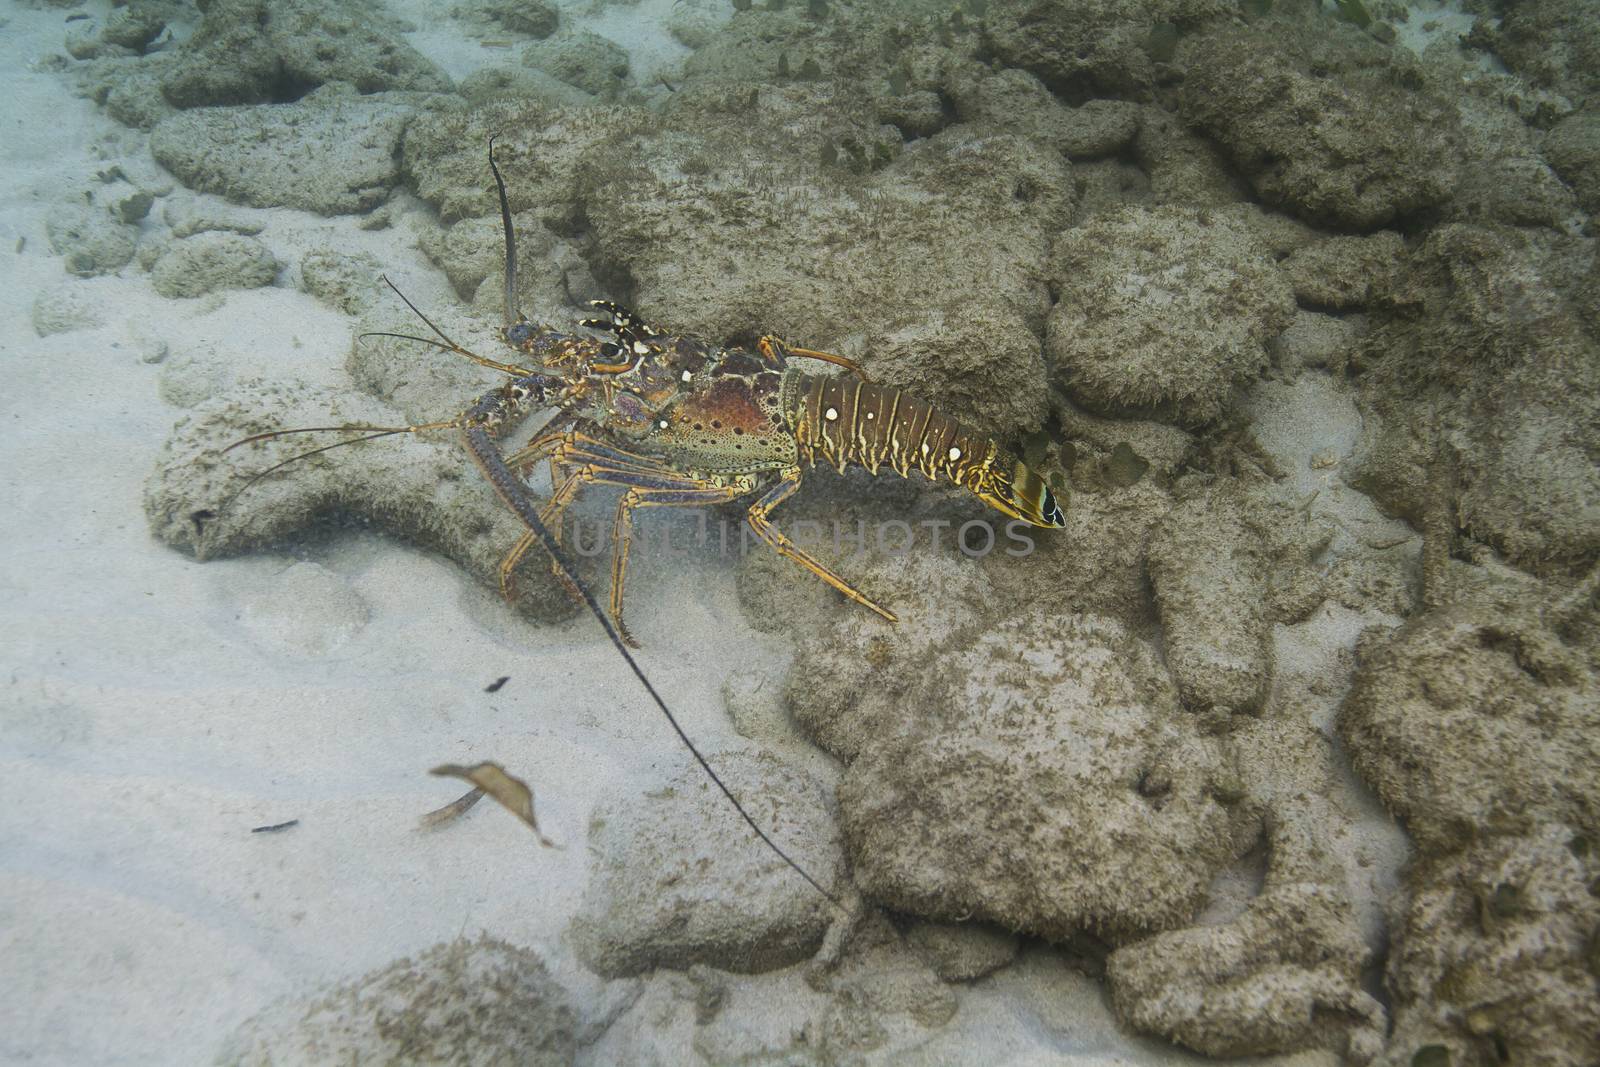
0 2 780 1061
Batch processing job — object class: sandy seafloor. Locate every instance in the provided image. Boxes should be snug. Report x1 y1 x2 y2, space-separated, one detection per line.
1 0 1594 1063
0 3 760 1061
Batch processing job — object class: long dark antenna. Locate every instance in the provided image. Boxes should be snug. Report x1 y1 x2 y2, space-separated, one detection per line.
488 136 519 330
460 141 840 906
461 424 841 908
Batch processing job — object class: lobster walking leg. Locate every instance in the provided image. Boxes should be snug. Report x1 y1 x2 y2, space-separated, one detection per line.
506 461 718 629
745 468 897 622
497 431 704 601
459 419 843 907
607 482 746 647
501 466 587 603
507 457 739 646
757 335 872 379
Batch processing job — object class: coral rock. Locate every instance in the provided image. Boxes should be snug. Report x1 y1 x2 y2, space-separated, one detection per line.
570 750 845 977
151 89 420 216
219 937 576 1066
1107 883 1384 1061
1178 21 1459 229
836 611 1237 942
1046 206 1294 427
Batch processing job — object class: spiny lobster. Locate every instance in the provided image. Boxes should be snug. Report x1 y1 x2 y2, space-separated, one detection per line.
224 142 1064 903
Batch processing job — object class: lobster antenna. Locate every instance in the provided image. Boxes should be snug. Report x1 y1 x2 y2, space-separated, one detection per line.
373 277 538 378
461 424 843 909
488 136 520 330
357 325 534 378
218 427 417 514
471 138 840 906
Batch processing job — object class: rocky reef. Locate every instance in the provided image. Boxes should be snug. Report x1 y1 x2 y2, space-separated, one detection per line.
37 0 1594 1060
218 937 578 1066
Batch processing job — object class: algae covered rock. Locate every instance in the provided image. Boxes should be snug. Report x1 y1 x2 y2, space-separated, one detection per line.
45 203 137 277
298 249 383 315
31 281 107 337
1282 231 1406 311
783 549 999 763
218 936 576 1066
1046 206 1295 427
836 610 1237 942
401 99 650 227
1133 104 1250 208
1338 596 1599 855
64 4 167 59
524 30 630 97
902 919 1020 983
148 232 279 298
950 68 1138 160
143 380 574 624
1147 486 1274 713
1378 826 1600 1067
583 85 1069 437
1347 224 1600 576
586 918 960 1066
1491 0 1600 109
569 750 845 978
404 80 1067 438
1107 883 1384 1061
413 212 594 317
479 0 559 39
159 0 451 108
150 88 420 215
1177 20 1459 228
983 0 1229 102
1543 111 1600 214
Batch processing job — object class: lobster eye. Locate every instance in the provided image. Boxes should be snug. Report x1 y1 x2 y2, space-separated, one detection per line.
506 322 535 346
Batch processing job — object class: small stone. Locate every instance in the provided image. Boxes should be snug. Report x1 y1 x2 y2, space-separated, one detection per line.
31 282 105 336
570 750 844 978
46 203 136 277
220 937 576 1066
299 249 382 315
112 190 155 224
149 233 279 298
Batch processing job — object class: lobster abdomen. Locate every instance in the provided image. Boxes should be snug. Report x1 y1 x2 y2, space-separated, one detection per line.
780 371 1065 528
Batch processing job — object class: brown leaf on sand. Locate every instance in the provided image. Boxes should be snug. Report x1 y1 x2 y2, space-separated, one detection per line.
427 762 558 848
418 785 485 828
